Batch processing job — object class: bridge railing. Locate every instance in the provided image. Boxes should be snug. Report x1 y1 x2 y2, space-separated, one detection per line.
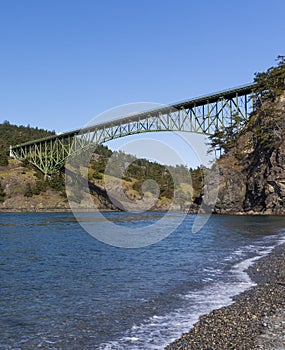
10 83 258 175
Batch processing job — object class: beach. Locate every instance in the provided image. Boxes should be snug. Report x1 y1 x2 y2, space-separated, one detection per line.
165 242 285 350
1 213 284 349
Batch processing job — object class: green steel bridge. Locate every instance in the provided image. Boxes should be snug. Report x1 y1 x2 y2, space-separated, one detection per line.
10 83 257 176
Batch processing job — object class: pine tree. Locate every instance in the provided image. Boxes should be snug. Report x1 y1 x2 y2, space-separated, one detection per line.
0 181 6 202
0 151 8 166
0 140 8 166
254 55 285 103
24 183 34 197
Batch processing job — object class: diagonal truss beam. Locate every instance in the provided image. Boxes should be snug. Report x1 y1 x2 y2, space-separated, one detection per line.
10 83 257 175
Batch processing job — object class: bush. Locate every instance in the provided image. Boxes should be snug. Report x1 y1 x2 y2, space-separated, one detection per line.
34 180 48 194
0 181 6 202
0 151 8 166
48 173 65 192
93 171 103 180
24 183 34 197
122 175 132 182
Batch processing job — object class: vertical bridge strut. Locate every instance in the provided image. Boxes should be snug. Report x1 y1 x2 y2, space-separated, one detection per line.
11 83 256 176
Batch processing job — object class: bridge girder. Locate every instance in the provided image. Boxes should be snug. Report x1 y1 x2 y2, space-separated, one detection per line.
10 84 256 176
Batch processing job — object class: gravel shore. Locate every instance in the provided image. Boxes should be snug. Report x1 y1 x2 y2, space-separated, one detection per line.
165 243 285 350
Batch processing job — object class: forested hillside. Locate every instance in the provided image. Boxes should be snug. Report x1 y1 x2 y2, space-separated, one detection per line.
86 149 204 211
2 57 284 213
0 121 55 166
0 122 204 211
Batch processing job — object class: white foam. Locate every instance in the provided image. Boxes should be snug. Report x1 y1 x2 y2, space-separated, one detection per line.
98 230 285 350
98 274 256 350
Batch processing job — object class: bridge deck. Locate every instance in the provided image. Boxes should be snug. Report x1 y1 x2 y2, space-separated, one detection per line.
10 82 258 175
12 83 256 149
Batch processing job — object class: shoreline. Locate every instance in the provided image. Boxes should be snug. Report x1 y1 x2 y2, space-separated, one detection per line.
165 242 285 349
1 207 285 215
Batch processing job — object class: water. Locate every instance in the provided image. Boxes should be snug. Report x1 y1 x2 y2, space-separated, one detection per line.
0 213 285 349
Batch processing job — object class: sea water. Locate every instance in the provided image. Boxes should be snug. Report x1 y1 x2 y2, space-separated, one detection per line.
0 213 285 349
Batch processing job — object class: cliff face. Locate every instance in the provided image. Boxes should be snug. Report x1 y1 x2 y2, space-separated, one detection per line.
214 93 285 214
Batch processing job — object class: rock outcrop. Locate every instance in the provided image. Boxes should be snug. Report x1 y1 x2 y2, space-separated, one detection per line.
214 93 285 214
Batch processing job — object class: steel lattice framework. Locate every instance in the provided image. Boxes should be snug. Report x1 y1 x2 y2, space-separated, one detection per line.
10 83 257 176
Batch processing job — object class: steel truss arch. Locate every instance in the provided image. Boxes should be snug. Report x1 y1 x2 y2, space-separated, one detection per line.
10 83 256 176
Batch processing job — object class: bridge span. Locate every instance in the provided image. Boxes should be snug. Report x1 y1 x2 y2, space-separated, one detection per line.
10 83 257 176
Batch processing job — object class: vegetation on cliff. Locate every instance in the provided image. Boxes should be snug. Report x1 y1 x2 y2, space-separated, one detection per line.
0 123 204 211
209 56 285 156
89 148 204 206
0 181 5 202
210 56 285 214
1 57 284 213
254 55 285 100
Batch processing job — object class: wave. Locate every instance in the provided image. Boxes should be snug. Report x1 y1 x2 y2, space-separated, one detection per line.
98 230 285 350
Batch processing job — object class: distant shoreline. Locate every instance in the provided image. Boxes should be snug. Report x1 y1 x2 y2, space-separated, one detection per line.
1 208 285 215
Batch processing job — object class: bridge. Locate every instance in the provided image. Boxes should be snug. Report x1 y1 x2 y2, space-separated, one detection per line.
10 83 257 176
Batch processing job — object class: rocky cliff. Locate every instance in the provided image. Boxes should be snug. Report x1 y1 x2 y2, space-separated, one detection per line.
1 58 284 215
213 92 285 214
1 95 284 214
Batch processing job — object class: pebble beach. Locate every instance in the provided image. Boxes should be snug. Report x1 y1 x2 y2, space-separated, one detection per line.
165 242 285 350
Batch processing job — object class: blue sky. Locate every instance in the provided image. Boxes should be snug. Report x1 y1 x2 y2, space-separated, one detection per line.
1 0 285 166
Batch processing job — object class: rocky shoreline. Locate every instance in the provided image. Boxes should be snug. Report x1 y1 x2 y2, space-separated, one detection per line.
165 242 285 349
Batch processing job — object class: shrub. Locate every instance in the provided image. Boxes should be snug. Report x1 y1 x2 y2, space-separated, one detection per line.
24 183 34 197
0 181 6 202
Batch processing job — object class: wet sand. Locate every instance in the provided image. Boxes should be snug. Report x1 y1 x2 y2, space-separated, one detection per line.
165 243 285 349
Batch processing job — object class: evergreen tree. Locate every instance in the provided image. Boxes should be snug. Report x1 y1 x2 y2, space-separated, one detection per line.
48 172 65 192
24 183 34 197
208 112 245 154
209 56 285 154
0 151 8 166
254 55 285 102
0 140 8 166
0 121 55 167
0 181 6 202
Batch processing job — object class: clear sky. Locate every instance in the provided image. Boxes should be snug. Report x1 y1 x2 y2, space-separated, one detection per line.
1 0 285 166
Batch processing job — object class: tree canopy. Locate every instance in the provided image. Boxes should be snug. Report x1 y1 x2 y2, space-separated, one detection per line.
0 121 55 166
208 55 285 154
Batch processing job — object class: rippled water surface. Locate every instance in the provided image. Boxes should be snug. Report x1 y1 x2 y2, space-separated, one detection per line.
0 213 285 349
